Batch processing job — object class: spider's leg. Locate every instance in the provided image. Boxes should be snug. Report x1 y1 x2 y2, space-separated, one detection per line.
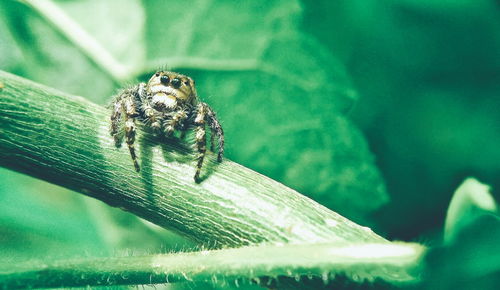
110 97 123 147
123 94 140 172
165 110 187 136
210 130 215 152
202 102 224 162
194 105 207 181
142 102 161 132
136 83 160 133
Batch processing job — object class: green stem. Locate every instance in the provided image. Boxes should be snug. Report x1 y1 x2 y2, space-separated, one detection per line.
0 242 425 289
0 70 385 247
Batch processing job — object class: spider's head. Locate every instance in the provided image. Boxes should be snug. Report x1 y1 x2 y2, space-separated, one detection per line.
147 71 197 109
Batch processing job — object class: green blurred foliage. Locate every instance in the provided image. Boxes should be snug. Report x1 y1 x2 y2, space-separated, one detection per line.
443 178 497 244
427 214 500 289
424 178 500 289
0 0 388 263
302 0 500 240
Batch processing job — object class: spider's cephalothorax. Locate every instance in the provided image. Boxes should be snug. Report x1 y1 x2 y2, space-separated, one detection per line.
110 71 224 181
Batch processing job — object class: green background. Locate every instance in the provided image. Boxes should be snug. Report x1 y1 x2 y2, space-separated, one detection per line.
0 0 499 289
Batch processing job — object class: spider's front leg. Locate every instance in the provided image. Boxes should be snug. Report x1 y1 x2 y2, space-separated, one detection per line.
135 83 160 133
193 105 207 181
202 103 224 162
110 87 141 172
110 97 123 147
164 110 188 136
124 96 140 172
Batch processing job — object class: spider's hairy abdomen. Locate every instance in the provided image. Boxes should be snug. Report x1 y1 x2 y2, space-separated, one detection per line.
109 71 224 182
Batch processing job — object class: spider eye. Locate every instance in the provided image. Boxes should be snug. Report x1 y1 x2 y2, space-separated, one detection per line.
155 72 160 77
160 75 170 84
171 78 181 88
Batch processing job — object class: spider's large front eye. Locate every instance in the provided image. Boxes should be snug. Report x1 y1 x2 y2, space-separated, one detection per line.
171 78 181 88
160 75 170 84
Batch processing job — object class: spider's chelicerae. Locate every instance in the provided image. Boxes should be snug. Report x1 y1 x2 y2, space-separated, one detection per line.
110 71 224 181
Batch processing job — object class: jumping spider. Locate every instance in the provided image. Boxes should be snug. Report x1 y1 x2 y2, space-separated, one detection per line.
110 71 224 181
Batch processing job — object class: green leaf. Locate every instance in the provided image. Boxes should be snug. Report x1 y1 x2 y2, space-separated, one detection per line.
0 242 425 289
301 0 500 240
425 178 500 289
0 70 394 289
444 177 498 244
187 33 388 223
1 0 388 225
0 1 390 286
0 69 387 248
0 168 192 262
0 1 116 101
141 0 388 222
0 168 107 260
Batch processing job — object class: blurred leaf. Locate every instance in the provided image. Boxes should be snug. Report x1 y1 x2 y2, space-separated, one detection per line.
0 168 107 260
303 0 500 239
0 167 192 262
58 0 145 70
189 33 388 223
0 10 391 290
444 177 497 244
142 0 388 223
0 1 116 102
0 0 388 226
424 178 500 290
426 215 500 290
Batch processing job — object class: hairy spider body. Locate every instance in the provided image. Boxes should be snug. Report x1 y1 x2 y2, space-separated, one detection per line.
110 71 224 181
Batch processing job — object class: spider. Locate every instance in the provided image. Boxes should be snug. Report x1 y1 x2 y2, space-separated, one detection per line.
110 71 224 181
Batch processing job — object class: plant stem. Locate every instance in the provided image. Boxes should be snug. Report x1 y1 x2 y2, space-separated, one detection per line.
0 70 386 247
0 242 425 289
